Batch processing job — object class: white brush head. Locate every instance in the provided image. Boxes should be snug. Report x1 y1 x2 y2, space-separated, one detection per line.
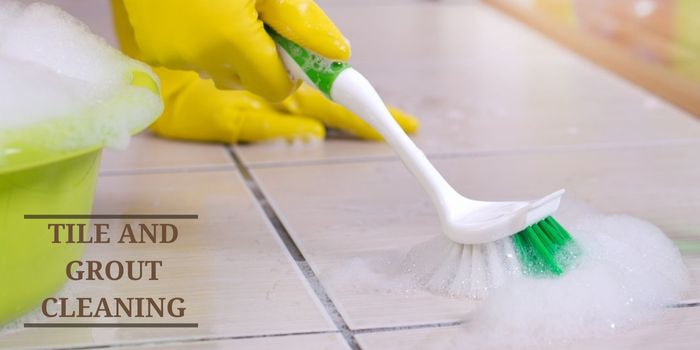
443 189 566 245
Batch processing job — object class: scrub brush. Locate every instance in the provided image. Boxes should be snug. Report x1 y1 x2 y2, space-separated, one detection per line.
267 28 579 296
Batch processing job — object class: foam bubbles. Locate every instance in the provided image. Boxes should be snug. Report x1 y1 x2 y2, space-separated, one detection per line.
325 199 690 345
0 1 162 159
465 213 687 346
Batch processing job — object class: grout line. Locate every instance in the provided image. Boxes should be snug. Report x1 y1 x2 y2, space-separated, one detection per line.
353 321 464 334
26 302 700 350
427 138 700 160
46 330 342 350
47 318 469 350
227 147 362 350
669 301 700 308
243 138 700 170
99 164 237 177
248 155 397 169
80 146 695 350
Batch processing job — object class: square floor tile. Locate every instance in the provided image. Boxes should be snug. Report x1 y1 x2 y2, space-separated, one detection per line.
0 171 334 349
236 2 700 167
101 133 233 173
355 306 700 349
251 143 699 329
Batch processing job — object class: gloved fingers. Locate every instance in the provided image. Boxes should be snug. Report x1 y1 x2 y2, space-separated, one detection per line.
122 0 294 102
153 65 327 144
206 10 293 101
303 102 419 141
388 106 420 135
150 85 247 144
257 0 350 61
323 110 386 140
152 67 273 143
238 111 326 143
151 88 323 144
281 84 420 140
150 104 245 144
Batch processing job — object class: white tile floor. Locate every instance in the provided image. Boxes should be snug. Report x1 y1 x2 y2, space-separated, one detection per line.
250 144 700 331
235 2 700 167
0 170 336 349
101 133 233 174
1 1 699 349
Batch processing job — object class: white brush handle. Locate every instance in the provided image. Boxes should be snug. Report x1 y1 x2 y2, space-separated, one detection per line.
330 69 468 215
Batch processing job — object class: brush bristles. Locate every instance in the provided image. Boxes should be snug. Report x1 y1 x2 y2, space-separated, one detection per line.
401 236 523 299
400 217 578 299
512 216 578 276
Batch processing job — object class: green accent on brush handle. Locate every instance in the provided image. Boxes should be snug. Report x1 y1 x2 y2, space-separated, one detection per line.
266 26 350 97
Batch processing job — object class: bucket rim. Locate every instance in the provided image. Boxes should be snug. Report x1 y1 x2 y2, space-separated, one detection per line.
0 70 160 175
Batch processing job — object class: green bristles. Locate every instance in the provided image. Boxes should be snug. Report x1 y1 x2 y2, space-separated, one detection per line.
512 216 578 276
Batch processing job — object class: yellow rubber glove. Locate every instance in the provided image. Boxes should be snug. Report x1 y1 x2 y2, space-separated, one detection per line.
281 84 418 140
150 68 419 143
121 0 350 102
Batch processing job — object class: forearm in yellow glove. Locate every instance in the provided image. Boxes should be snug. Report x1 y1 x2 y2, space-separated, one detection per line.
151 68 419 143
121 0 350 102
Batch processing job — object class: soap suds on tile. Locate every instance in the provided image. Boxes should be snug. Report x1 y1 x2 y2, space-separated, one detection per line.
324 199 689 346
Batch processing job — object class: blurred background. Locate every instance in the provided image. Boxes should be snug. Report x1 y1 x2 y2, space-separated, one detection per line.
30 0 700 118
487 0 700 116
500 0 699 81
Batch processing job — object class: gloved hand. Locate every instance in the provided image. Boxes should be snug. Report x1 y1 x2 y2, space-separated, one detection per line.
150 68 419 143
121 0 350 102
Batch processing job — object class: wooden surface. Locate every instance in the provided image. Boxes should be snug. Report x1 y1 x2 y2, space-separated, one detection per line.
484 0 700 118
1 1 699 349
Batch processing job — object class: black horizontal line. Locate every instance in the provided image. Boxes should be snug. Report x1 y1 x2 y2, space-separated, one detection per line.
24 322 198 328
670 301 700 308
24 214 199 219
353 320 463 334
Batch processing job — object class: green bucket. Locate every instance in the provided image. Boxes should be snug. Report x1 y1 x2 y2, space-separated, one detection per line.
0 70 161 325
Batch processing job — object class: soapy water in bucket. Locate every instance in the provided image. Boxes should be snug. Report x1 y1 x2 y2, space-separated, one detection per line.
0 1 162 157
324 199 689 345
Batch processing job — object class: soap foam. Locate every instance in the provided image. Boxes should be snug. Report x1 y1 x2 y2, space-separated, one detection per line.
462 202 689 347
325 199 690 346
0 1 162 157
